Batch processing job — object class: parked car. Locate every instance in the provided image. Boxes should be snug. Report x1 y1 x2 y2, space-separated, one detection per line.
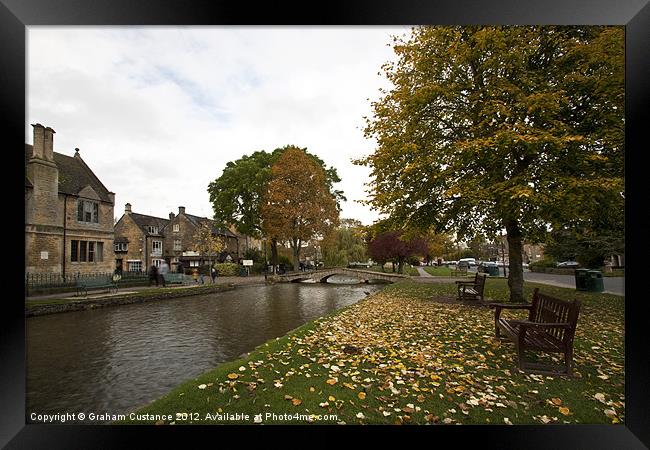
557 261 580 268
458 258 477 267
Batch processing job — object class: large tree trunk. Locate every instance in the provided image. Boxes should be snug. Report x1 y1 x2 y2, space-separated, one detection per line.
397 256 404 274
505 218 525 303
271 237 278 274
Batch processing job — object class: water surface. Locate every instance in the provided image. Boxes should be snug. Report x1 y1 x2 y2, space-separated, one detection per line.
26 278 383 418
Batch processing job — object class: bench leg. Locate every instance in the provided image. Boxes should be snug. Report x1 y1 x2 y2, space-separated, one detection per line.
564 348 573 376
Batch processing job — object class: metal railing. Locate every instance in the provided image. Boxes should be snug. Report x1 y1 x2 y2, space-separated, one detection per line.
25 270 148 291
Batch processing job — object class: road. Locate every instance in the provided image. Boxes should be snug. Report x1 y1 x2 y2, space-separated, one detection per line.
522 270 624 296
415 266 624 296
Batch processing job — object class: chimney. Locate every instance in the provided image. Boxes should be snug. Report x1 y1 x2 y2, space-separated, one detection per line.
125 203 132 214
178 206 185 215
169 212 175 220
31 123 45 159
43 127 55 161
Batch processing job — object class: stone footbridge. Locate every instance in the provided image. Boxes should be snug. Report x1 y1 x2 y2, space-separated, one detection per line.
271 267 410 284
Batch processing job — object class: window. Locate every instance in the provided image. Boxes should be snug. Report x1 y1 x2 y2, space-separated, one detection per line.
128 261 142 272
79 241 87 262
148 226 159 234
152 240 163 256
71 240 104 263
174 239 181 251
152 259 163 267
77 200 99 223
189 260 199 267
173 224 179 232
114 243 128 252
71 240 78 262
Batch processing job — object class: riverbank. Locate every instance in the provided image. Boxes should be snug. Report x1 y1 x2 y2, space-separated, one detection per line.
25 276 268 316
122 279 624 425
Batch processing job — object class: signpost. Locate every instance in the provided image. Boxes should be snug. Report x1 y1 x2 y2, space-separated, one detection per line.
242 259 253 277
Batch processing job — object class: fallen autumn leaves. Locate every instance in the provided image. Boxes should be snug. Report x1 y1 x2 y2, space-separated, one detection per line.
124 280 624 425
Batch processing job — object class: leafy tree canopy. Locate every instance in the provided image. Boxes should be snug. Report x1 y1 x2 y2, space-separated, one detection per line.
356 26 623 300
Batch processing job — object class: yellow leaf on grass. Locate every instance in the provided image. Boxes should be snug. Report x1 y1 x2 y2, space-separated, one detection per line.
292 398 302 406
227 373 239 380
326 379 338 385
358 392 366 400
329 396 336 402
559 407 570 415
551 398 562 406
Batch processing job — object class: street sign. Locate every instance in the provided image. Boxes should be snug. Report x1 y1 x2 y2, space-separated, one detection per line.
242 259 253 266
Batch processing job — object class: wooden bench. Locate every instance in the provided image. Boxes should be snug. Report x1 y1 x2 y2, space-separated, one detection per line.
488 288 581 376
76 276 118 297
455 272 486 301
450 267 468 277
163 273 186 285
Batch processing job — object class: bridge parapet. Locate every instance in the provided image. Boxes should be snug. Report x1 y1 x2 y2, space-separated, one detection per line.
270 267 409 284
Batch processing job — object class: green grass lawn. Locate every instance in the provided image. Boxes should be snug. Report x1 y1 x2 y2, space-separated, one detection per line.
122 279 624 425
423 266 454 276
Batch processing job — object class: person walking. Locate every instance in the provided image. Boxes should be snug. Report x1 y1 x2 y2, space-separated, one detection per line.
210 265 218 284
148 264 158 287
159 260 169 287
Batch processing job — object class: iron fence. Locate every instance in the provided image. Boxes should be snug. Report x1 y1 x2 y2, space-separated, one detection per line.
25 270 148 290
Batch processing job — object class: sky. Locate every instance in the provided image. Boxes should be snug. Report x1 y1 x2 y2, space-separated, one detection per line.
27 26 412 225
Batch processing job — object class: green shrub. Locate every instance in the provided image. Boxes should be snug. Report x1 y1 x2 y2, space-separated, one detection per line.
214 263 240 277
529 258 557 271
251 262 266 274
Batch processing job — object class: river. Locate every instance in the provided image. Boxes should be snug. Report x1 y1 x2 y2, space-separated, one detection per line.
26 277 384 420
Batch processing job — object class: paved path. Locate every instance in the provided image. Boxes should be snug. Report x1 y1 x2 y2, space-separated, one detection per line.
416 267 434 277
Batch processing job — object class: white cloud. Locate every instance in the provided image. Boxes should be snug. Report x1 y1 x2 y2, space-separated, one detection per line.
27 26 409 224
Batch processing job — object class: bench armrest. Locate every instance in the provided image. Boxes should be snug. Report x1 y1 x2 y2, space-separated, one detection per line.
488 303 531 310
508 320 572 329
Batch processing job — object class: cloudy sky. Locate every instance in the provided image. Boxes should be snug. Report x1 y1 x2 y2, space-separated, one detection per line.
27 26 412 225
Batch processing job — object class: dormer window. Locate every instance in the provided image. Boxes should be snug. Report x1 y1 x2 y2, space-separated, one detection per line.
148 226 159 234
77 200 99 223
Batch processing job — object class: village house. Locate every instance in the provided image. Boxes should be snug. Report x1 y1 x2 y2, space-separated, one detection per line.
165 207 240 272
114 204 244 273
113 204 170 273
25 123 116 276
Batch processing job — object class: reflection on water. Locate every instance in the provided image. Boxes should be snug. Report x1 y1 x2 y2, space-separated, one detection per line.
26 277 383 417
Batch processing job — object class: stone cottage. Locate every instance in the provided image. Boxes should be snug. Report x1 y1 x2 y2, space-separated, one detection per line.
114 204 243 273
25 123 116 276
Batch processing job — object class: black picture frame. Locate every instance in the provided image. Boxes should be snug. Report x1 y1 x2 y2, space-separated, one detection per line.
2 0 648 447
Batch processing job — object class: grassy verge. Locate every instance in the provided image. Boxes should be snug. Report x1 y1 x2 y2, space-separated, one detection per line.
602 270 624 277
423 266 454 276
25 284 235 311
122 279 624 425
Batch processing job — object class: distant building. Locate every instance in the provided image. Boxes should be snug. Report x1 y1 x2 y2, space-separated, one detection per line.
113 204 169 273
165 206 240 271
114 204 243 273
25 124 116 276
